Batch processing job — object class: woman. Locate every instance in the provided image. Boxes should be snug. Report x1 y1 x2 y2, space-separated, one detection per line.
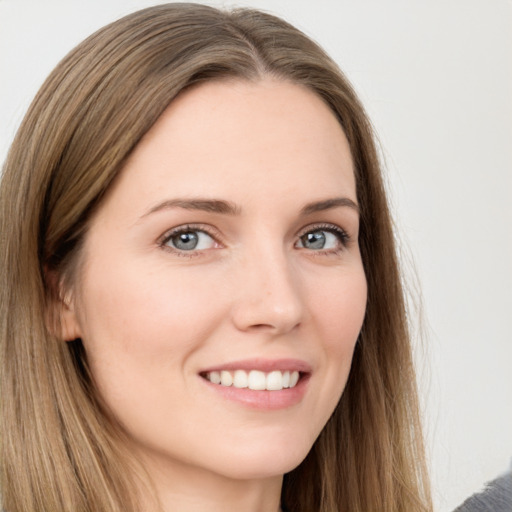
0 4 432 511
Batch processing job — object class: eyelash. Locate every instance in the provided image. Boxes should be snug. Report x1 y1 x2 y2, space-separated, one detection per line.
158 222 351 257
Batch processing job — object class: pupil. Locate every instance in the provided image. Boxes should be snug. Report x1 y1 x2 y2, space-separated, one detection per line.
174 232 198 250
304 231 325 249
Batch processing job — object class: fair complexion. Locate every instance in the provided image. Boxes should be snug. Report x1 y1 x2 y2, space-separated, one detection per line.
62 79 367 512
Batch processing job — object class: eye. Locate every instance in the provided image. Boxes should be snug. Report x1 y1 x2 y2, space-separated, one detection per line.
296 226 349 251
162 227 217 252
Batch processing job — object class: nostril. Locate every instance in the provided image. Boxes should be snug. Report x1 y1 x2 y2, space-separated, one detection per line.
246 321 301 333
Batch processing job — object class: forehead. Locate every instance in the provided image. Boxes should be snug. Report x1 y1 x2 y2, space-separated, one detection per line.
102 79 356 216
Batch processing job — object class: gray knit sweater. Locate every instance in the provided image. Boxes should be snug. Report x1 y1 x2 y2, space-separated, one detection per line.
453 471 512 512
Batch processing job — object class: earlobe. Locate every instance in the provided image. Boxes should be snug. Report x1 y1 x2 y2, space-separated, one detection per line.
58 295 82 342
45 269 83 342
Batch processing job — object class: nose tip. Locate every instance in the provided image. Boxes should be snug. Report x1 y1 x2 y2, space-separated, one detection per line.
230 255 304 335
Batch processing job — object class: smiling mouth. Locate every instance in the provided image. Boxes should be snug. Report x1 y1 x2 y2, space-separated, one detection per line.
200 369 302 391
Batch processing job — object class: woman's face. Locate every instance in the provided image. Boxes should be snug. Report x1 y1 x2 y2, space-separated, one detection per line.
66 79 367 483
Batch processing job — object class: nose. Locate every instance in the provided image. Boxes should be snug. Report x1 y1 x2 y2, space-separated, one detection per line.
230 244 304 335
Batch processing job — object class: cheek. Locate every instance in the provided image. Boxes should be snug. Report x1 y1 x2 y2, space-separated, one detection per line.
80 260 218 348
75 261 224 399
306 266 367 414
75 262 230 451
311 265 367 349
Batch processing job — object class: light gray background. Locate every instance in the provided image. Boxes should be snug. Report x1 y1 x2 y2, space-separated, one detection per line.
1 1 511 510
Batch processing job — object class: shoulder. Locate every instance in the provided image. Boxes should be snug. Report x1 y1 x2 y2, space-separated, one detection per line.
453 471 512 512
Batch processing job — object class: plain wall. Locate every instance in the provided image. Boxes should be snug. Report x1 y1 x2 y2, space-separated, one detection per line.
1 1 511 510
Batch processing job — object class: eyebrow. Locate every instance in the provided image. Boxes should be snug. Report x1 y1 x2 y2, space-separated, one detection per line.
141 196 359 219
300 197 359 215
142 198 241 218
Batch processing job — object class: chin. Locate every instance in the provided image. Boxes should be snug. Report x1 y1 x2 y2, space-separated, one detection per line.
206 436 314 481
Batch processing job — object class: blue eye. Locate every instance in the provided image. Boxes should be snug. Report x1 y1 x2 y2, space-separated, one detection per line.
163 229 216 251
296 227 348 251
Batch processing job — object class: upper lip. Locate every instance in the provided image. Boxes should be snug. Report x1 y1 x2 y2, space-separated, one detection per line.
199 358 312 374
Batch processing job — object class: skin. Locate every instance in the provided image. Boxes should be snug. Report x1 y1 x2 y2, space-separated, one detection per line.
62 79 368 512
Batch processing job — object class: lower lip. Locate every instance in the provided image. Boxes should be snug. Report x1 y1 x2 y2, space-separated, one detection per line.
200 374 310 410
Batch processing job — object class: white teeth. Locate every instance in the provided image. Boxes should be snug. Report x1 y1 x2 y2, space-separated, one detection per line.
209 371 221 385
233 370 248 388
266 370 283 391
248 370 266 390
205 369 302 391
282 370 290 388
220 370 233 387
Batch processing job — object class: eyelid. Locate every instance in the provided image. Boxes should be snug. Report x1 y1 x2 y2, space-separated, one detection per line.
297 222 350 237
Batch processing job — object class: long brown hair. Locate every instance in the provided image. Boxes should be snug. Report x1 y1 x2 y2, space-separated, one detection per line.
0 4 431 511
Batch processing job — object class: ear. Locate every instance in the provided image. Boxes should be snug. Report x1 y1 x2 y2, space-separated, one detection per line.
45 268 83 342
58 292 83 342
